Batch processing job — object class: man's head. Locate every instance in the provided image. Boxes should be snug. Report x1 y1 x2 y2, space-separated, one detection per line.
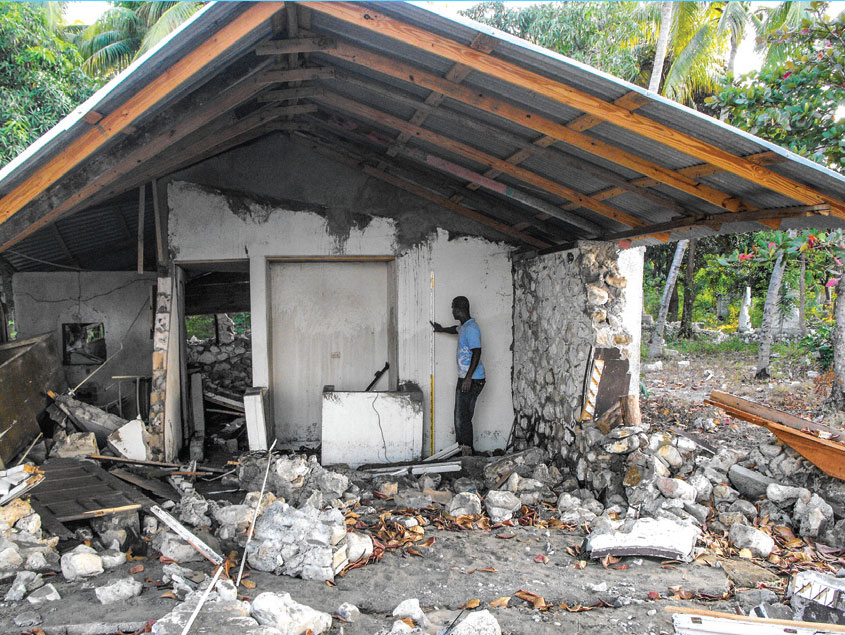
452 296 470 321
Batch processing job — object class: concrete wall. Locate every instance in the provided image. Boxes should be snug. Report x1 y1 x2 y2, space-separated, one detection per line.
12 272 155 412
168 180 515 454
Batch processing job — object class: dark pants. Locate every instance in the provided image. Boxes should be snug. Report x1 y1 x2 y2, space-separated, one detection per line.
454 378 485 449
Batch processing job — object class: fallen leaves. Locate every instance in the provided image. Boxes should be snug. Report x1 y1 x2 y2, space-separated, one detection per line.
241 579 256 589
600 554 620 569
463 599 480 609
129 564 144 574
514 589 548 610
489 596 510 608
573 560 587 570
647 591 661 600
533 554 549 564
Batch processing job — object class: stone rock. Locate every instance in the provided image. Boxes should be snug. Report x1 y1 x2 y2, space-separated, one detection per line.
793 494 834 538
656 478 697 502
482 448 545 487
447 492 482 517
27 584 60 605
0 545 23 570
587 285 609 305
251 592 332 634
728 465 775 500
337 602 360 622
50 432 98 459
346 533 373 563
4 571 41 602
423 488 453 505
393 598 426 625
0 498 34 526
100 549 127 569
737 588 778 614
152 598 269 635
61 545 103 580
709 448 747 474
15 513 41 535
156 531 205 563
657 445 683 469
641 361 663 373
682 502 710 524
13 611 41 627
452 477 482 494
215 505 252 527
713 484 740 505
729 524 774 558
728 499 758 522
95 577 143 604
484 490 522 523
557 492 581 512
688 474 713 503
179 492 211 527
766 483 808 507
451 610 502 635
604 436 641 454
820 519 845 549
394 489 432 509
587 517 700 562
718 511 748 527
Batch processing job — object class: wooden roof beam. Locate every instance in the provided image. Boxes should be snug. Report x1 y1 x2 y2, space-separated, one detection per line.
0 2 285 234
255 36 336 56
258 67 334 83
299 132 551 248
312 91 649 229
565 91 651 132
304 2 845 218
317 41 752 215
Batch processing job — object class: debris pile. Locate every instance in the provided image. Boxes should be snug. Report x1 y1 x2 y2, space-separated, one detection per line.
187 334 252 394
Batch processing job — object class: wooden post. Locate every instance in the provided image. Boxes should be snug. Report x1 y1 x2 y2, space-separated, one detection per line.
137 185 145 274
621 394 641 428
152 179 165 268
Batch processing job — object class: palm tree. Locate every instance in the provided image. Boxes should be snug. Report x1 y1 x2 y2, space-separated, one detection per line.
76 1 203 77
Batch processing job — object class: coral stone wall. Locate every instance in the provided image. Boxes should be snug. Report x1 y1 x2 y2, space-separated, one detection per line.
512 243 643 457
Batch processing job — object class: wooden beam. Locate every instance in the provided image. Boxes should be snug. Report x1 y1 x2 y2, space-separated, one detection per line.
258 67 334 83
152 179 165 267
137 185 145 273
1 52 279 253
603 204 830 241
255 36 336 55
313 91 648 228
0 2 284 232
318 40 751 214
258 86 325 102
304 2 845 218
565 91 651 132
302 133 551 248
267 104 318 116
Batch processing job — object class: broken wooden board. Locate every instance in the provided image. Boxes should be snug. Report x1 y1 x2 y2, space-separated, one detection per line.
707 391 845 480
668 605 845 634
29 458 155 526
203 390 245 412
109 468 179 501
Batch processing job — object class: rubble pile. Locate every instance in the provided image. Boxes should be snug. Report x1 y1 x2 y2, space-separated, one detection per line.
187 334 252 394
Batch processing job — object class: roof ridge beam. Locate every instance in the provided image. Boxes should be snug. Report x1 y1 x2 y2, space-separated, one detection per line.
303 2 845 218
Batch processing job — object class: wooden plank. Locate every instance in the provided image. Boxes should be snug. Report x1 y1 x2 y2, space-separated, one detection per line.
267 104 318 116
152 179 165 267
28 499 72 538
258 67 335 83
0 2 285 231
110 468 180 501
315 91 648 229
667 605 845 632
305 2 845 218
566 91 651 132
137 185 145 273
258 86 325 102
255 36 336 55
709 390 842 435
319 40 751 214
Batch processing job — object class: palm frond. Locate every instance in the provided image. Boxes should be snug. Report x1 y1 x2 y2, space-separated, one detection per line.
663 21 723 104
136 1 203 58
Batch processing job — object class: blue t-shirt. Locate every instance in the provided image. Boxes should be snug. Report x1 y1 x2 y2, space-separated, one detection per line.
457 318 485 379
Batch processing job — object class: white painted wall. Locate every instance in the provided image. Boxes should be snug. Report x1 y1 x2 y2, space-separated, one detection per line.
322 390 423 467
12 272 155 411
618 247 645 396
168 181 514 454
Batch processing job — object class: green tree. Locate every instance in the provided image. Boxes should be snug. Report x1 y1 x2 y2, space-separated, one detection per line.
0 2 96 168
710 1 845 172
76 1 204 78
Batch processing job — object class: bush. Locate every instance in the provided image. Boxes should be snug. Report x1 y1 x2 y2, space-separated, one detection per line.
800 320 834 370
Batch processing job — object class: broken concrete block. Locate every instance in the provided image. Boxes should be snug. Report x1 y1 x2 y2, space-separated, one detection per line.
737 588 778 614
0 498 34 526
484 490 521 523
61 544 103 580
728 524 774 558
728 499 758 522
100 549 127 569
393 598 426 626
394 489 432 509
95 577 143 604
346 532 373 563
179 491 211 527
50 432 98 459
13 611 42 627
766 483 808 507
482 448 545 487
4 571 41 602
107 418 152 461
0 545 23 570
250 592 332 634
557 492 581 512
15 513 41 535
423 487 453 505
155 531 205 563
713 484 740 505
215 579 238 602
657 444 683 469
447 492 482 518
336 602 360 622
656 477 697 502
728 465 775 500
27 583 60 605
793 493 834 538
587 517 700 562
450 610 501 635
641 361 663 373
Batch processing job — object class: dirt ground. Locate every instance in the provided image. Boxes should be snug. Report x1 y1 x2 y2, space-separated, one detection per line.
0 349 840 635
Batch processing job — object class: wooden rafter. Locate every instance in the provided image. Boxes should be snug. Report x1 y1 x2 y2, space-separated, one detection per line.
303 2 845 218
0 2 284 234
255 36 336 56
312 91 649 229
316 40 752 214
48 224 78 267
258 67 334 83
303 113 598 236
299 132 551 248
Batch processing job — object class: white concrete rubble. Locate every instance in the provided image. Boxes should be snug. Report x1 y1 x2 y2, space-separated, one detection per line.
95 577 143 604
61 544 103 580
250 592 332 634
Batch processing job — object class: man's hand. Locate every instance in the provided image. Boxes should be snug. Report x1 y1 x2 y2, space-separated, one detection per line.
461 376 472 393
430 321 443 332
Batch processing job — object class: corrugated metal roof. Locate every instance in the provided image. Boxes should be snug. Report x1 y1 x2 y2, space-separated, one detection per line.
2 0 845 270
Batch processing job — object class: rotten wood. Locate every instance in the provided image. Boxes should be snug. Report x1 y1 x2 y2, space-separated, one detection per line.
621 394 642 428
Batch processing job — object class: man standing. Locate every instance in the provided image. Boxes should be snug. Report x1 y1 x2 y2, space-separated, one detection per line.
431 296 485 455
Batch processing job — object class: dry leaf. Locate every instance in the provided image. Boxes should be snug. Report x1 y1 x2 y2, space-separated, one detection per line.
496 534 516 539
478 567 499 573
739 548 753 559
489 597 510 608
647 591 660 600
241 579 256 589
534 554 549 564
601 554 620 569
399 618 415 627
129 564 144 574
464 599 480 609
573 560 587 570
160 591 177 599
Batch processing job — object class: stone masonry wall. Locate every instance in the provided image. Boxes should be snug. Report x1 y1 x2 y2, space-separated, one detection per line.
512 243 640 457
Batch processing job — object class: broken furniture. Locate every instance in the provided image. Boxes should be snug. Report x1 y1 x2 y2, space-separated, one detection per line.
28 458 155 538
0 333 66 468
0 464 44 506
49 391 128 447
668 605 845 634
706 391 845 480
321 388 423 467
243 386 271 451
110 374 150 420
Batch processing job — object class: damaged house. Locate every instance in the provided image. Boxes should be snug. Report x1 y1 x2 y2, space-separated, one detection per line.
1 2 845 634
